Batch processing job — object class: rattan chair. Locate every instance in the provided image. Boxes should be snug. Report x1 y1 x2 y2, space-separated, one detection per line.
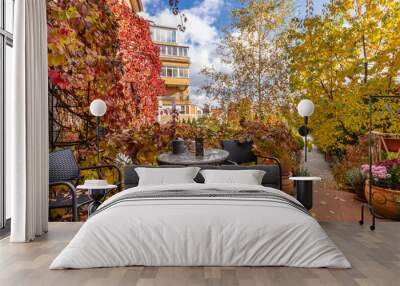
221 140 282 189
49 149 121 221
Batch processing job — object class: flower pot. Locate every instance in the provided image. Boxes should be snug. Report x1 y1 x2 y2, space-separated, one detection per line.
365 183 400 219
282 172 294 195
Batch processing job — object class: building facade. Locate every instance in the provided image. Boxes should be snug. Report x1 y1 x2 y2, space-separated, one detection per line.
125 0 143 13
149 24 202 123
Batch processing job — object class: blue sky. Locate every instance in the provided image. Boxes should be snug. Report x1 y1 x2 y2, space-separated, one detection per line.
143 0 329 28
140 0 330 105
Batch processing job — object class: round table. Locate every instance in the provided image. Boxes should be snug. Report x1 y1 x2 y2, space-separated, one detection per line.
289 177 321 210
157 148 229 166
77 184 117 215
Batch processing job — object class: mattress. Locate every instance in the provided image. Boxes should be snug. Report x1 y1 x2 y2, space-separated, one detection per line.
50 183 351 269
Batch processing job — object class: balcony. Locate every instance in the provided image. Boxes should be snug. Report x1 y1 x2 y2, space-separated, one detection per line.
158 44 190 63
161 66 190 86
162 77 190 87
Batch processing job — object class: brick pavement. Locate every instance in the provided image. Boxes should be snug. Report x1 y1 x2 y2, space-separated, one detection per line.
303 146 368 222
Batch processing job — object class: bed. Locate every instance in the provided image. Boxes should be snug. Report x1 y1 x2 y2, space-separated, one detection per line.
50 165 351 269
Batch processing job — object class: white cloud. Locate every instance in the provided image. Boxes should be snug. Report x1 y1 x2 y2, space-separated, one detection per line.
140 0 229 107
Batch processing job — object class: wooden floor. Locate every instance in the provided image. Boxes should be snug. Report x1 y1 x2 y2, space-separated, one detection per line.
0 222 399 286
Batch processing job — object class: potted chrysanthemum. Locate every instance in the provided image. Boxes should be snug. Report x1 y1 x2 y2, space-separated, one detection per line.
361 159 400 218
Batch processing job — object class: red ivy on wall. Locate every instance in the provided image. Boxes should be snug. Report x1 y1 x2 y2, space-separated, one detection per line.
106 0 166 128
48 0 166 135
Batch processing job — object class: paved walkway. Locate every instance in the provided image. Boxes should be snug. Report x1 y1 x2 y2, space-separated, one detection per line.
304 146 366 222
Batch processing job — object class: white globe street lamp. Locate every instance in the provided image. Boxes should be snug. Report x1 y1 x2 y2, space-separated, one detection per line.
90 99 107 117
297 99 315 162
90 99 107 162
297 99 315 117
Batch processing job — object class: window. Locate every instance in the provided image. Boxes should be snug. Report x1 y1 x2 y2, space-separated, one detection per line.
167 67 173 77
167 30 176 42
182 47 188 57
150 27 177 43
179 68 188 78
5 0 13 33
159 45 166 55
161 66 189 78
158 44 188 58
1 0 14 230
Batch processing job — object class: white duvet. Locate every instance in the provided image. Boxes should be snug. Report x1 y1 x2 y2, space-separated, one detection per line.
50 183 351 269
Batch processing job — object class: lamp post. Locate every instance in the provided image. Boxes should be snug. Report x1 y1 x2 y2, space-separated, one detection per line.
90 99 107 162
297 99 315 163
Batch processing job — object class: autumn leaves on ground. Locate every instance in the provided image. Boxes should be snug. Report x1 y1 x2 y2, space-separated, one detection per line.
47 0 400 221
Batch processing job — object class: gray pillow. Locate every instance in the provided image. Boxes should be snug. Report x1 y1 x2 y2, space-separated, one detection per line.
200 169 266 185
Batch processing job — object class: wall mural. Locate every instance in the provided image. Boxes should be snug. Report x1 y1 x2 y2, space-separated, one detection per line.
47 0 400 221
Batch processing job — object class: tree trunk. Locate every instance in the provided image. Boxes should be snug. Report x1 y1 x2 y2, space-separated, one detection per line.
362 33 368 84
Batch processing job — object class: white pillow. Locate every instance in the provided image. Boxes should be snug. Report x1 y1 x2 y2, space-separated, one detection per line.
136 167 200 186
200 169 266 185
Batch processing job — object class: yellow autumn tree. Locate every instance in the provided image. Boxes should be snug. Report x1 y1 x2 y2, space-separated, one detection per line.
201 0 294 120
289 0 400 154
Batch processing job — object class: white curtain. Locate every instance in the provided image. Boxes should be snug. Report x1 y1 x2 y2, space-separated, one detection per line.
8 0 49 242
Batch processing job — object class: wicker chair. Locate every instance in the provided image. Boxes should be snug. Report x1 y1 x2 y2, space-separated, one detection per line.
221 140 282 190
49 149 121 221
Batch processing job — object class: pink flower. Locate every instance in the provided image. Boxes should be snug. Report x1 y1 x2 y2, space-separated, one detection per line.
361 164 369 174
361 164 391 180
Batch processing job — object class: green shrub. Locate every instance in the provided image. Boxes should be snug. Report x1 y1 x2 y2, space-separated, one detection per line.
344 168 365 192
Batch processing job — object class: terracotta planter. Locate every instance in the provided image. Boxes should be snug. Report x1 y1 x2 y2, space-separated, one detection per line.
282 173 294 195
365 183 400 219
